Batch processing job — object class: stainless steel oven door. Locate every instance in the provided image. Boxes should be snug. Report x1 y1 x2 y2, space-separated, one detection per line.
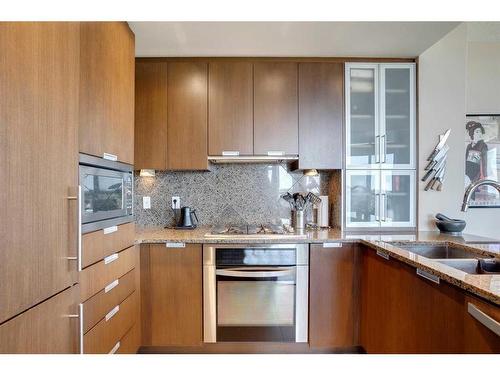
203 244 309 343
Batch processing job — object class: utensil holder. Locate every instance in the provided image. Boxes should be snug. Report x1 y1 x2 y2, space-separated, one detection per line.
292 210 305 229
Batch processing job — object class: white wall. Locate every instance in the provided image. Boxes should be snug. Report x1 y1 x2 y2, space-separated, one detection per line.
467 42 500 114
418 23 500 239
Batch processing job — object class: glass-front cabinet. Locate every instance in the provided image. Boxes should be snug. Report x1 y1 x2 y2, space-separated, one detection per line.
345 170 416 229
346 63 415 170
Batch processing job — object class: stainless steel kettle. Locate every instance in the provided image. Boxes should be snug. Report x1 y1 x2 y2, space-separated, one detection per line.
177 206 198 228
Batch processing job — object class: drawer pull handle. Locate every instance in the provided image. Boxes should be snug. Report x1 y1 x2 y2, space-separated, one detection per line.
104 253 119 265
376 250 390 260
323 242 342 248
103 152 118 161
416 268 440 284
166 242 185 248
109 341 121 354
468 303 500 336
222 151 239 156
267 151 285 156
103 226 118 235
104 279 119 293
105 305 120 322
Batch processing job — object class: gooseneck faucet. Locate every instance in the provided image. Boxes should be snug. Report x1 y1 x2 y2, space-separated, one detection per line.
462 179 500 211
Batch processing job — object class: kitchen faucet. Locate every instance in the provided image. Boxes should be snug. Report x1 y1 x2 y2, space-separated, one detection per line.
462 179 500 211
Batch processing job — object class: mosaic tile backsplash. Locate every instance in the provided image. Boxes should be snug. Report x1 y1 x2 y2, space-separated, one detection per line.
134 163 341 228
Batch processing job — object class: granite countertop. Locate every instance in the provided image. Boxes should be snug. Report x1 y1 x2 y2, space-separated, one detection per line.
135 226 500 305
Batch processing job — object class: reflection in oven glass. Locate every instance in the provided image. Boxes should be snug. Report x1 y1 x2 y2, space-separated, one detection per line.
82 174 123 213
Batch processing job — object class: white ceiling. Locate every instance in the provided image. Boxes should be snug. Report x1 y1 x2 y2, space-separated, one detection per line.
128 22 460 58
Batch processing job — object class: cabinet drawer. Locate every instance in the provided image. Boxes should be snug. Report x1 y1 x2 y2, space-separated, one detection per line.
116 323 141 354
83 291 138 354
82 269 136 333
80 245 137 302
82 222 135 269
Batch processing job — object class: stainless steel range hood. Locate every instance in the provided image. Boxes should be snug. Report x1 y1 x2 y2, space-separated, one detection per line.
208 155 298 164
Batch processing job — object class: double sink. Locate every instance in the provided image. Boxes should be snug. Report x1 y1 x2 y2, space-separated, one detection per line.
385 242 500 275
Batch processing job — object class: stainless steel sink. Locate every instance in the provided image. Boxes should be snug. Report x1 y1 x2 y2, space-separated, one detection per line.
436 259 481 274
384 242 489 259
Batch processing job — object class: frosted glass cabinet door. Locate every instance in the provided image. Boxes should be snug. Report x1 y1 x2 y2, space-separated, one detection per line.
380 170 415 228
380 64 415 169
346 64 379 168
345 171 380 228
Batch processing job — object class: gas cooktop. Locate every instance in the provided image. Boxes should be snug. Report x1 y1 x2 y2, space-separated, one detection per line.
205 224 307 239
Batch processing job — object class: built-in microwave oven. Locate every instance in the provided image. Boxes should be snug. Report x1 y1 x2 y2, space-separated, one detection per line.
79 153 133 233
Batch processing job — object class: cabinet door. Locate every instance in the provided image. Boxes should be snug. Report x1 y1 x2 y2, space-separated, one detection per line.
380 64 416 169
309 243 360 349
254 62 298 155
141 244 202 346
167 62 208 170
0 22 79 323
345 171 380 228
346 64 379 169
0 286 79 354
134 61 168 170
298 63 343 169
380 170 416 228
208 62 253 155
464 295 500 353
80 22 135 164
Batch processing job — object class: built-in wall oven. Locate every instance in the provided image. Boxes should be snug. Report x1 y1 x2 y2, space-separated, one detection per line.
203 243 309 343
79 153 133 233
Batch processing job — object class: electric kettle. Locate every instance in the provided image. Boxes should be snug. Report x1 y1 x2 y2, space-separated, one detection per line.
176 206 198 229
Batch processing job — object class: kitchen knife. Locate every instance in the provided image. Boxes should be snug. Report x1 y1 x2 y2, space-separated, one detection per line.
421 150 448 182
427 129 451 161
424 144 449 170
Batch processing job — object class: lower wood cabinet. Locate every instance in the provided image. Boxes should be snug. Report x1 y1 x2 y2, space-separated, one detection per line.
140 243 203 346
0 286 79 354
309 242 361 349
360 245 499 354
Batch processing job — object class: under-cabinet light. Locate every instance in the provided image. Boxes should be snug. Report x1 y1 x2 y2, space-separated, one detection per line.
139 169 156 177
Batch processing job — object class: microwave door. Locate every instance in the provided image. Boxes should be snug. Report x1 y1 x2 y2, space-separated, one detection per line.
80 165 128 224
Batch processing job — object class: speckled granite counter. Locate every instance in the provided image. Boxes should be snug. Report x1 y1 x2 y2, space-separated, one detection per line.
135 226 500 305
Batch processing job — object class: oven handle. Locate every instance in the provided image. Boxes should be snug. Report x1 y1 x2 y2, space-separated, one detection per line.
216 267 295 278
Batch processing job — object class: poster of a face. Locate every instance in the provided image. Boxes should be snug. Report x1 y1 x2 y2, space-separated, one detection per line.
465 115 500 207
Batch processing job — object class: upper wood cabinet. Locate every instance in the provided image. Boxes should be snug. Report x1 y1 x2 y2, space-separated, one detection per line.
254 62 298 155
0 22 79 323
141 244 203 347
80 22 135 165
208 62 254 155
0 286 79 354
167 62 208 170
135 61 168 170
297 62 343 169
309 243 360 349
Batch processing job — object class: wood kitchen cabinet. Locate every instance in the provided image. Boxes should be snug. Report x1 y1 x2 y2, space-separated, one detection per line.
296 62 343 169
360 245 479 354
141 244 203 346
80 22 135 165
134 61 208 170
208 62 254 155
254 62 298 155
167 62 208 170
0 286 79 354
135 61 168 170
309 242 361 349
0 22 79 323
464 295 500 353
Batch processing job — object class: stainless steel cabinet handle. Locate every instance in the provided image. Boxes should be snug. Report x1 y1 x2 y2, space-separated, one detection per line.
67 304 84 354
222 151 239 156
103 152 118 161
468 303 500 336
267 151 285 156
109 341 121 354
416 268 440 284
376 250 390 260
381 134 387 163
381 193 387 222
65 186 81 269
375 193 380 221
105 305 120 322
216 267 295 278
375 135 380 163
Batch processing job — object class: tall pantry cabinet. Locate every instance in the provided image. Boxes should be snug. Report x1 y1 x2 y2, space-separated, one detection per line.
344 63 416 229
